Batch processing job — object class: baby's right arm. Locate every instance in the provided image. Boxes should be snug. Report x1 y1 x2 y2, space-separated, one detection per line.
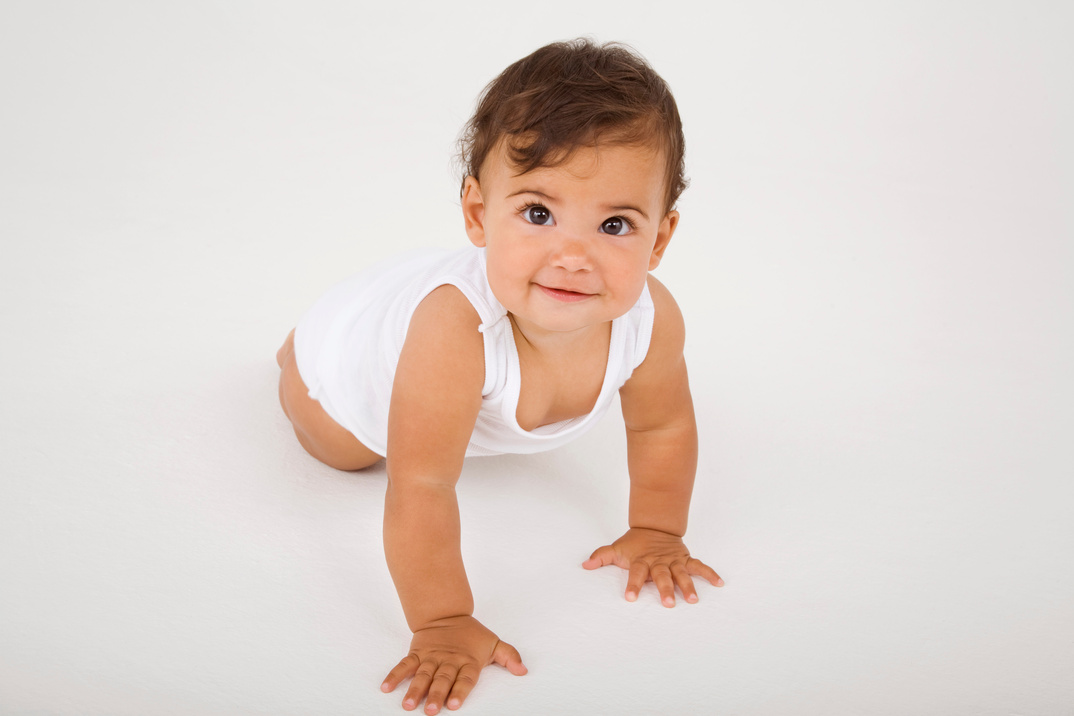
379 286 527 714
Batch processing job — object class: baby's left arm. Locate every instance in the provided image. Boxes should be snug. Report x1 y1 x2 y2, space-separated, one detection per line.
582 275 724 605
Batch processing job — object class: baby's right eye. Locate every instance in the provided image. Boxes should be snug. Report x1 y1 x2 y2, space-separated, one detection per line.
521 205 554 226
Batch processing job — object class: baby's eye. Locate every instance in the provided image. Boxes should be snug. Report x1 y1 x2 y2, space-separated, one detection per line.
522 205 554 226
600 217 633 236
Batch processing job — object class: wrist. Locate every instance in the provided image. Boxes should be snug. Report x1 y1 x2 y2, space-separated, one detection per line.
627 519 687 538
411 613 477 633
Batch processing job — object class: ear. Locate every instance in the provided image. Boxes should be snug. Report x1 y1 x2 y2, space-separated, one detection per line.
461 176 487 247
648 210 679 270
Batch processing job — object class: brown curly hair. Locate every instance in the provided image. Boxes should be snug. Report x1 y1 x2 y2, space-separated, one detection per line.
458 38 687 214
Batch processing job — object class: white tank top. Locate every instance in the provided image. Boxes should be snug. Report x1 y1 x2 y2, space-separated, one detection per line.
294 247 655 457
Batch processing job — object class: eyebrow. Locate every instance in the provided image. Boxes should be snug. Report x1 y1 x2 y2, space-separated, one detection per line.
608 204 649 222
507 189 558 202
507 189 650 222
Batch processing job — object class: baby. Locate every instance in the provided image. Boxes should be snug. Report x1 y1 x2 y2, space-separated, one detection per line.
276 38 723 714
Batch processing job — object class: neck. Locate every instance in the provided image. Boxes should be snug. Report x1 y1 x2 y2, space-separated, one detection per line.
508 313 611 359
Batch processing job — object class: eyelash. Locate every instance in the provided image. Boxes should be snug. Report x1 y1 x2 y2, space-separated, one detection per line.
515 202 638 233
517 202 550 223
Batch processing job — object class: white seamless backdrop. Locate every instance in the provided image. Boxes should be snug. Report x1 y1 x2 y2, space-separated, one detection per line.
1 2 1071 714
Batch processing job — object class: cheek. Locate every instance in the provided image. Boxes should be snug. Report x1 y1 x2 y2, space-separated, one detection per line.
604 255 654 308
609 246 654 283
487 238 536 275
483 246 526 306
621 273 650 306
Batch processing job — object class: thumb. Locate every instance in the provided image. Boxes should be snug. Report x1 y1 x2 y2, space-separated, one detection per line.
583 544 616 569
492 641 528 676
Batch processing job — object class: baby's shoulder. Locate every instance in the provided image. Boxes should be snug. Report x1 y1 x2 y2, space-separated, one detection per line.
618 274 690 411
396 283 485 395
644 274 686 350
410 284 484 340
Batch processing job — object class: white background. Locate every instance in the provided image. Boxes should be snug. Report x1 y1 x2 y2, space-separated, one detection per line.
1 1 1071 714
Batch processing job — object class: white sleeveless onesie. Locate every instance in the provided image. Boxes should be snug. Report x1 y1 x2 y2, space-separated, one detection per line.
293 246 655 457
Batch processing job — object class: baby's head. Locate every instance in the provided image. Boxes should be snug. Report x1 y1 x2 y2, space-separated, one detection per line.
458 38 687 215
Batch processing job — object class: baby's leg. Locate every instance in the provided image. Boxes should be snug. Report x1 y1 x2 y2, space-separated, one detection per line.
277 330 383 470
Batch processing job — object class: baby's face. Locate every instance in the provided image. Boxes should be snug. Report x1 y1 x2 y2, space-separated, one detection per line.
462 141 678 336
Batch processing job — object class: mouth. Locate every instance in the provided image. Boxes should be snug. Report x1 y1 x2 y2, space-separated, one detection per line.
536 284 595 303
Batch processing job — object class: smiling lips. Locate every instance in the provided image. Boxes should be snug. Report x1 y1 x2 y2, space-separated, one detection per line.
536 283 595 302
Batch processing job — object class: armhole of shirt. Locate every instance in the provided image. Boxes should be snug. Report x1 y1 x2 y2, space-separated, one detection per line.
407 275 502 398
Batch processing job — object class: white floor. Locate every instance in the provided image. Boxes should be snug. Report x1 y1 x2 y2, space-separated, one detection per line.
2 2 1072 714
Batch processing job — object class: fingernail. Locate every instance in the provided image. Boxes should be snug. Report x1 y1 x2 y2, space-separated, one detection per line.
687 594 698 603
663 597 674 607
717 578 725 587
381 682 391 692
448 698 460 709
626 591 637 602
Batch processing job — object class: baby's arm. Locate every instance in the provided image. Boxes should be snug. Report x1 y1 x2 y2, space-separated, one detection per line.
379 286 526 714
583 276 724 605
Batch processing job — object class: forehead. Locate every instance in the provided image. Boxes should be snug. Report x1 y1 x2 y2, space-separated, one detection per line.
482 140 667 203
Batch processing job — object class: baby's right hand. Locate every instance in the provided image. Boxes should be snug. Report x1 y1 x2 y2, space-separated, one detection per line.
381 615 527 714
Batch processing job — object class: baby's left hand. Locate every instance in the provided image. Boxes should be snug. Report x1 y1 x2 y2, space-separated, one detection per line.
582 527 724 607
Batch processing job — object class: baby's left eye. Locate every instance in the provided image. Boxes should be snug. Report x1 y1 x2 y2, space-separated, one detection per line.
600 217 633 236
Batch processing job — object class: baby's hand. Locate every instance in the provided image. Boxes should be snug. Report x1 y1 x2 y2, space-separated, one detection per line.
381 615 527 714
583 527 724 607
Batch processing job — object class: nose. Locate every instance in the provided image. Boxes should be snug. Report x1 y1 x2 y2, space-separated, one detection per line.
551 234 592 272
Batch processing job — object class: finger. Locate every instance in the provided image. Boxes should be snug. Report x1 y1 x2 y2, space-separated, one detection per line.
402 663 437 712
446 664 481 711
382 653 419 693
492 640 528 676
687 557 725 587
650 564 677 607
423 664 458 715
671 563 699 604
625 561 649 602
582 544 617 569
